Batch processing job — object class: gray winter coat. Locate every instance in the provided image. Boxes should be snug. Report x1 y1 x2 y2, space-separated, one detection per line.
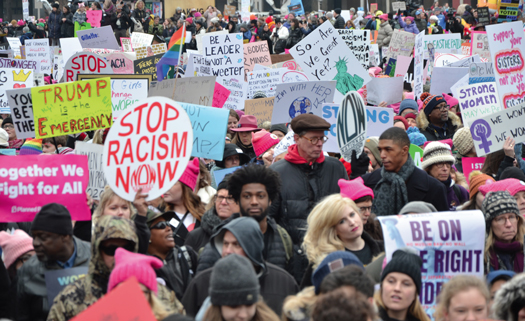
377 21 393 48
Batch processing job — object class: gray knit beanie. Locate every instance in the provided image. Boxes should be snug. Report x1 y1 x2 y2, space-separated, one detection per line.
482 191 520 231
209 254 260 306
399 201 438 214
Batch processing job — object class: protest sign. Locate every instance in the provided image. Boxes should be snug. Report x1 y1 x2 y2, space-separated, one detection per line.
223 4 236 17
6 87 34 139
394 55 412 76
24 39 51 74
148 76 216 106
392 1 406 10
131 32 154 49
268 58 304 71
337 92 367 161
434 53 468 67
179 102 229 160
450 74 470 98
103 97 193 201
282 70 309 82
0 57 39 71
461 157 486 184
213 82 231 108
64 52 113 82
337 29 370 69
7 37 22 58
409 144 424 168
366 77 404 105
245 97 275 127
445 55 481 68
469 62 495 84
385 29 416 61
75 142 107 200
106 52 135 74
498 0 519 22
213 166 241 186
196 30 228 55
486 22 525 109
289 21 371 100
370 3 378 12
135 43 167 59
458 82 501 127
0 155 91 222
0 69 34 114
0 149 16 156
185 53 213 77
413 30 425 100
423 34 461 59
430 67 469 95
60 37 83 64
77 26 120 50
370 43 380 66
378 211 485 315
202 33 245 110
469 104 525 156
45 266 88 305
133 53 163 81
477 7 490 26
243 42 272 77
121 37 133 52
31 78 112 138
385 58 396 77
273 130 295 158
53 52 64 82
86 10 102 27
246 68 284 99
271 81 336 124
72 277 157 321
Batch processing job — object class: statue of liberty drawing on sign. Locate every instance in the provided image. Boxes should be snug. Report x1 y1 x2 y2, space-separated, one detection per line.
333 57 365 95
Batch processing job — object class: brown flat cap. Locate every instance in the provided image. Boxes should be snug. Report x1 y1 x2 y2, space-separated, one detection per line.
291 114 331 133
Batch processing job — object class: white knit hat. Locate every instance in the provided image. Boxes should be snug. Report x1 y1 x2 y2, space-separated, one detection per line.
421 141 455 170
429 15 439 21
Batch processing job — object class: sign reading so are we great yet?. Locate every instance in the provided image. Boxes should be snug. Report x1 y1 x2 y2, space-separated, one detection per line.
31 78 112 139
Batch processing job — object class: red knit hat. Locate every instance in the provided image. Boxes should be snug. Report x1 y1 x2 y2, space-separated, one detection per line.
179 158 200 191
338 177 374 201
394 116 409 130
108 248 163 294
265 16 273 23
0 230 34 269
252 130 279 157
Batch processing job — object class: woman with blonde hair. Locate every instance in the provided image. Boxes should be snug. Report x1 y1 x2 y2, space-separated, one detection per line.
132 0 148 32
433 275 489 321
102 0 115 26
374 250 430 321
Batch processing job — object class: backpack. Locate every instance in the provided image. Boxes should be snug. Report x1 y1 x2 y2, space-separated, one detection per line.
276 224 293 262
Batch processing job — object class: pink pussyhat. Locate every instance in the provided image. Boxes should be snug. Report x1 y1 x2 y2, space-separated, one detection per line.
442 93 459 108
479 178 525 196
252 129 279 157
108 248 163 294
0 230 34 269
179 158 200 191
338 177 374 201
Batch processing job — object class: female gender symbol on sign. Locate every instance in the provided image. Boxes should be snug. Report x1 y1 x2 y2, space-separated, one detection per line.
470 119 492 154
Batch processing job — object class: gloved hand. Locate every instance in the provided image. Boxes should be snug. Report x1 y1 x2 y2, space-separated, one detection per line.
350 150 370 179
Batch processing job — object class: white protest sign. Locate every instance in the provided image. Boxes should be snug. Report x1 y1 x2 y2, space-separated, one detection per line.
450 74 470 98
33 73 44 86
25 39 51 74
6 38 22 58
6 87 34 139
366 76 404 105
430 67 469 95
148 76 216 106
273 130 295 158
271 81 336 124
369 44 380 66
458 82 501 127
110 78 149 119
434 53 468 67
413 30 425 100
77 26 120 50
196 30 228 55
63 52 113 82
445 54 481 67
469 62 495 84
282 70 309 82
337 92 367 160
130 32 154 49
246 68 285 99
75 142 107 200
423 33 461 59
103 97 193 201
0 57 40 71
471 31 491 61
378 211 485 316
337 29 371 69
289 21 371 102
185 53 213 77
486 21 525 109
385 29 416 61
0 69 33 113
201 33 245 110
22 0 29 20
53 53 64 82
392 1 406 10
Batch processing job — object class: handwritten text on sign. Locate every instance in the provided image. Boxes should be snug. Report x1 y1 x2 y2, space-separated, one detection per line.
0 69 34 114
6 87 35 139
111 79 149 119
337 29 370 69
75 142 107 200
458 82 501 126
25 39 51 74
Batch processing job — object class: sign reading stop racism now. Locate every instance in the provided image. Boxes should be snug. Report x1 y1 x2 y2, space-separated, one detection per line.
103 97 193 201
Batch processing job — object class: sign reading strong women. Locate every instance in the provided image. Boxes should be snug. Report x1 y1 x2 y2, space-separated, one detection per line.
103 97 193 201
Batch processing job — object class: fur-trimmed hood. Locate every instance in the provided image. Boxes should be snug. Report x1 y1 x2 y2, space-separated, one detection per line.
416 110 462 132
492 273 525 321
282 286 317 321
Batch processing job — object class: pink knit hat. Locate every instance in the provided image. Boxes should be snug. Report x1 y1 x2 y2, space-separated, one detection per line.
108 248 163 294
379 14 389 20
338 177 374 201
179 158 200 191
479 178 525 196
0 230 34 269
442 93 459 108
252 130 279 157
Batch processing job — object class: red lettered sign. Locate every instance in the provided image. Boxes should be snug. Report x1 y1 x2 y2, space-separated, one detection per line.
63 52 113 82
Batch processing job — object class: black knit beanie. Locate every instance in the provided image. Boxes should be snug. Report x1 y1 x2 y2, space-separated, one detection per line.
31 203 73 235
381 250 423 294
1 117 13 129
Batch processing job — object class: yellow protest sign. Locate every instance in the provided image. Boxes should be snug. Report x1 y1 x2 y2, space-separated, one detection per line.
244 97 274 127
31 78 112 138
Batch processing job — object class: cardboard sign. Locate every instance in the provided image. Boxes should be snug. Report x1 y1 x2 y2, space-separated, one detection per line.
337 29 370 69
135 43 167 59
74 142 107 200
385 29 416 61
486 22 525 109
423 34 461 59
224 4 236 16
246 68 284 99
409 144 424 168
243 42 272 77
458 82 501 127
213 82 231 108
86 10 102 28
178 102 229 160
470 31 491 61
6 87 34 139
31 78 112 138
0 57 39 71
103 97 193 201
271 80 336 124
63 52 113 82
45 266 88 305
469 62 495 84
430 67 469 95
133 53 163 81
462 157 486 184
366 77 404 105
273 130 295 157
244 97 275 127
0 69 34 114
392 1 406 10
77 26 120 50
106 52 135 74
289 21 371 100
131 32 154 49
337 92 367 161
0 155 91 222
148 76 216 106
121 37 133 52
370 3 378 12
413 30 425 100
378 211 485 315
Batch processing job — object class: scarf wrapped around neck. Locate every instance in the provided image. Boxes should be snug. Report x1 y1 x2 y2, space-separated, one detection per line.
489 240 524 273
372 155 415 216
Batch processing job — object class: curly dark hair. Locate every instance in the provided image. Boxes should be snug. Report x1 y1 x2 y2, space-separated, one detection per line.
227 164 281 203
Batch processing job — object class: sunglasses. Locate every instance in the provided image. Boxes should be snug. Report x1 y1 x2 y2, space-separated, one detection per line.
149 221 171 230
99 243 135 256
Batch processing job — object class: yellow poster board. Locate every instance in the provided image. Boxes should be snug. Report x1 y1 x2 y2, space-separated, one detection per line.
31 77 112 138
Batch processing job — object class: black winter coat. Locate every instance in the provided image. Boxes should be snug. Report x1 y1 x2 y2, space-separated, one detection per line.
184 208 222 254
111 12 131 30
286 27 303 49
334 15 345 29
131 8 149 32
60 12 74 37
48 11 62 38
154 245 198 300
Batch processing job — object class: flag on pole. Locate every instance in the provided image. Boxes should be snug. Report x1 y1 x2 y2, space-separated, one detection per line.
156 25 185 81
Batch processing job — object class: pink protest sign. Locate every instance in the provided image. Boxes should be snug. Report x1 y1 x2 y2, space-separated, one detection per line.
86 10 102 28
0 155 91 222
394 55 412 77
462 157 486 184
213 82 231 108
106 52 134 74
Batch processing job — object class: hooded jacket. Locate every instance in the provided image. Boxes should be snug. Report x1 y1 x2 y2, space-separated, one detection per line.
16 236 90 321
492 273 525 321
416 110 462 142
185 207 223 254
397 16 419 34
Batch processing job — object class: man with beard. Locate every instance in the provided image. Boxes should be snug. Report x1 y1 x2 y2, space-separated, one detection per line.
415 93 461 142
195 164 293 273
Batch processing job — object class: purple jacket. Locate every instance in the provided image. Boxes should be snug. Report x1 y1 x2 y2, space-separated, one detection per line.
397 16 419 34
446 182 469 211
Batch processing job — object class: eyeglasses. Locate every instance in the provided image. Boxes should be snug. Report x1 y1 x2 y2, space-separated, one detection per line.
301 136 329 145
3 124 14 129
493 214 519 225
434 162 452 168
149 221 171 230
99 243 135 256
358 206 372 213
434 105 449 111
216 195 235 203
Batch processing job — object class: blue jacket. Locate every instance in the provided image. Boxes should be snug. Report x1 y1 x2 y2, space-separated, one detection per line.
48 10 62 38
397 16 419 34
437 13 446 29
